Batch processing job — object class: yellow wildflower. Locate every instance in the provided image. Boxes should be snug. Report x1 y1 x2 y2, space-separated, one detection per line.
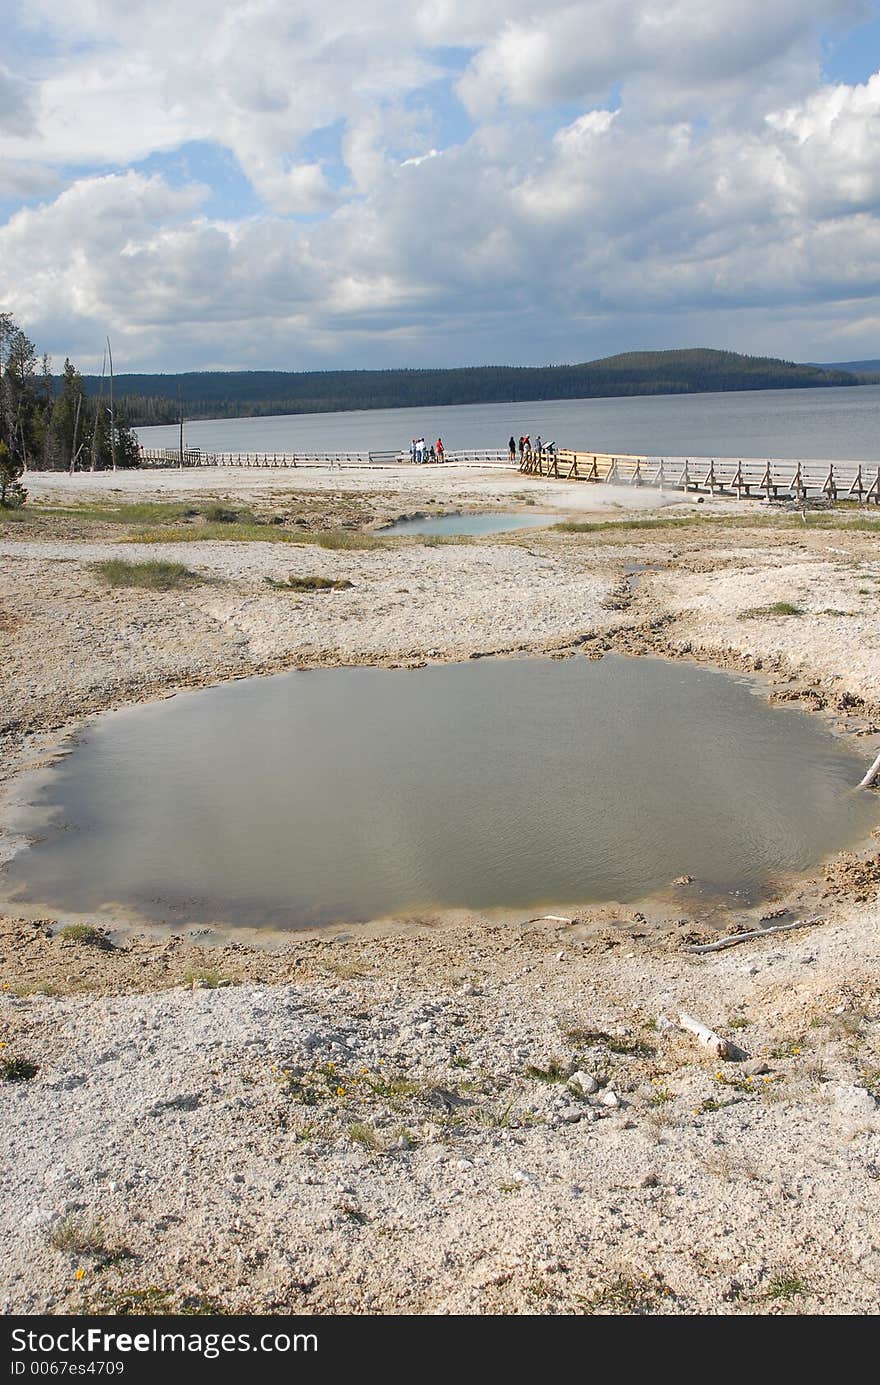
74 1268 85 1281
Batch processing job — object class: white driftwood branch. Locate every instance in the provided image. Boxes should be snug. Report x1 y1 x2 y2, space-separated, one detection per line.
858 747 880 790
684 916 825 955
678 1011 748 1061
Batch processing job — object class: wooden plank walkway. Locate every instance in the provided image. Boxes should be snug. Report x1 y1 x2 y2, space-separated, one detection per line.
136 443 880 502
520 448 880 502
137 447 509 469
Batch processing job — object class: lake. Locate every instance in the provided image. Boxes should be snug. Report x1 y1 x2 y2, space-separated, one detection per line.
4 655 876 932
135 383 880 462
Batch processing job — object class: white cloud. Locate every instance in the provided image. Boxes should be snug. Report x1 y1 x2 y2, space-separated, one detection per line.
2 1 880 367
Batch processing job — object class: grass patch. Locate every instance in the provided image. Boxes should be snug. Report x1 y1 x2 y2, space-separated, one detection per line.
765 1272 809 1301
85 1286 226 1316
860 1067 880 1100
740 601 803 619
418 534 476 546
280 1061 345 1105
525 1059 570 1083
58 923 112 949
313 528 383 551
130 523 383 549
578 1273 672 1315
200 504 245 524
553 516 708 534
182 968 229 989
49 1216 107 1256
92 558 204 590
0 1054 39 1082
563 1027 655 1057
264 574 353 591
347 1122 386 1153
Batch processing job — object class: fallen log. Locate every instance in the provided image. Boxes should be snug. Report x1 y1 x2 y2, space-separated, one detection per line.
678 1011 748 1061
858 747 880 790
684 916 824 955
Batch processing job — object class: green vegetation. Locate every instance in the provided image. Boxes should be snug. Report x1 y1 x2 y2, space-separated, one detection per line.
49 1216 107 1256
85 1287 226 1316
182 969 229 989
92 559 204 590
264 574 353 591
130 521 382 549
2 312 138 476
578 1272 672 1314
0 440 26 508
765 1273 809 1301
0 1054 38 1082
740 601 803 618
61 349 859 426
347 1122 386 1152
525 1059 570 1083
553 515 708 534
58 923 112 948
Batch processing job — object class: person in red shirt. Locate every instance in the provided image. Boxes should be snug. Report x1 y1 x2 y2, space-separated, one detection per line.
436 437 444 462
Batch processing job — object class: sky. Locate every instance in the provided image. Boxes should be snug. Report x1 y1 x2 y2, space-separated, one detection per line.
1 0 880 373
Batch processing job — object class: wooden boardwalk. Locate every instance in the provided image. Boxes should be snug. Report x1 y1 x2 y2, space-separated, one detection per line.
137 447 509 469
137 443 880 502
520 448 880 502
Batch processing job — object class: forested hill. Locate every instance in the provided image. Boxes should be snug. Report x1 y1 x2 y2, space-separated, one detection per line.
814 359 880 378
63 349 860 426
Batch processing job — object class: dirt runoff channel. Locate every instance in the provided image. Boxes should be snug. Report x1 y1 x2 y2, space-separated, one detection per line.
1 464 879 1316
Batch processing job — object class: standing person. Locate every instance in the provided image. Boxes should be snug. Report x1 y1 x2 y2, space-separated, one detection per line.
518 436 525 461
410 438 417 463
524 434 531 458
535 434 542 459
436 437 444 462
508 435 516 462
416 437 424 464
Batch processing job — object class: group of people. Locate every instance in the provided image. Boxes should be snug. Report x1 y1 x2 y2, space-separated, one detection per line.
509 434 555 463
410 437 445 464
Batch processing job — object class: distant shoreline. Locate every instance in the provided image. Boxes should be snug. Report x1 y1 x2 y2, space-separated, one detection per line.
53 348 864 428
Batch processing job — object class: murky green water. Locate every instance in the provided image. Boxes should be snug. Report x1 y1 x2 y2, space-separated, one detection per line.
4 656 877 930
381 511 550 537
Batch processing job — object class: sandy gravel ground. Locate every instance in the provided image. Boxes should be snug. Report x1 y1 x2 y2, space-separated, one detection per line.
1 464 878 1316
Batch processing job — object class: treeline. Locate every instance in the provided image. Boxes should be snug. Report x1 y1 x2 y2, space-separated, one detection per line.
817 359 880 380
0 313 138 490
60 349 859 426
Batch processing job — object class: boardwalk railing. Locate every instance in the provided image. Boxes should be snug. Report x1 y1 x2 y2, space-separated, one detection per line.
138 447 509 469
136 443 879 501
520 448 880 503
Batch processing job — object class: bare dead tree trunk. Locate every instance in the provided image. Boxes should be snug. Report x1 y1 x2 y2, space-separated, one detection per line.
91 350 106 472
107 337 116 472
70 391 82 474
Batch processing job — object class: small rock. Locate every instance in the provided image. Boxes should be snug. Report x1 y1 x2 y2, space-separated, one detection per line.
830 1083 878 1121
601 1089 620 1108
569 1071 599 1096
742 1059 770 1077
